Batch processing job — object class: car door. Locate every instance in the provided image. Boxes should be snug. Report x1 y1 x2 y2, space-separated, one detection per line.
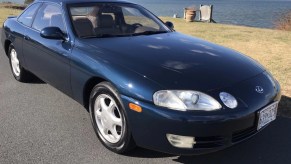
10 3 41 69
23 3 72 96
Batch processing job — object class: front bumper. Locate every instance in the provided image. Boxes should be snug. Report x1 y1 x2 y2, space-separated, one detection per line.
121 87 281 155
122 96 280 155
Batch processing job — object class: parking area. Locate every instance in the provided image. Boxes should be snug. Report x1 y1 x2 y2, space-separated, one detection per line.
1 29 291 164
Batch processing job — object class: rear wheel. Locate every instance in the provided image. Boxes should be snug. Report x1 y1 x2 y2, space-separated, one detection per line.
89 82 135 154
8 44 32 82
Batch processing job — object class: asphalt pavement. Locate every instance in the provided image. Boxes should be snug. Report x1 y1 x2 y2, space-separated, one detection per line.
1 29 291 164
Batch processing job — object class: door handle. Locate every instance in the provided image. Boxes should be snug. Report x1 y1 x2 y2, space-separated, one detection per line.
24 35 30 40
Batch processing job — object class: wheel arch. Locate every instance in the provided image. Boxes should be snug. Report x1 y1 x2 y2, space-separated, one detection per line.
4 40 12 57
83 76 107 110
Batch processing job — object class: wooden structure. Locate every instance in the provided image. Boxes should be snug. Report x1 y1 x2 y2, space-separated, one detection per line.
199 5 216 23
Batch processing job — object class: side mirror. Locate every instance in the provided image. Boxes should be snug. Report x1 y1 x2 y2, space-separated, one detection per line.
165 21 174 30
40 27 66 40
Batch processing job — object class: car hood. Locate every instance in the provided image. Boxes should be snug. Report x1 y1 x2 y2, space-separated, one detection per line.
80 32 265 91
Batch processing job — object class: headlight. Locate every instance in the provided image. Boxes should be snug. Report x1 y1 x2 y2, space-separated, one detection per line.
153 90 221 111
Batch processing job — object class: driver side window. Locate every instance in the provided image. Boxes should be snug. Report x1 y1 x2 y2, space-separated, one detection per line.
122 7 159 30
32 3 66 33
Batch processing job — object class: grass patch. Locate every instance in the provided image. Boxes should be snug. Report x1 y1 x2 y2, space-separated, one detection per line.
0 7 22 25
0 8 290 116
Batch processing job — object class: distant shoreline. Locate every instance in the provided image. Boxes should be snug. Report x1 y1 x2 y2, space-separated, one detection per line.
0 2 26 10
0 0 24 4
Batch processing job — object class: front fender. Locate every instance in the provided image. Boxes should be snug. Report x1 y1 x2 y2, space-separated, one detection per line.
70 41 164 107
2 18 27 68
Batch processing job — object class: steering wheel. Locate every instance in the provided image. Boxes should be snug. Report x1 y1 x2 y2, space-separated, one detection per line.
131 23 143 30
132 23 143 27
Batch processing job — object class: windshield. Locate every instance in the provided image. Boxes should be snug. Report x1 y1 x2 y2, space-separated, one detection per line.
68 3 171 38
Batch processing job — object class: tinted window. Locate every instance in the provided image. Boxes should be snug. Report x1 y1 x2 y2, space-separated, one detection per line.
18 3 41 26
122 7 159 30
32 4 66 32
69 3 170 38
70 7 94 15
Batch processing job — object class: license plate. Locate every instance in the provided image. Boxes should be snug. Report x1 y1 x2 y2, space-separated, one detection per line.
257 102 278 130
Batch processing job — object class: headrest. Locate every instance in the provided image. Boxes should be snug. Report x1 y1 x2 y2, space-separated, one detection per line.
99 15 114 28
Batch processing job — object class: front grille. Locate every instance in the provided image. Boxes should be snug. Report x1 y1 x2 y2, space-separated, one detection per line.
194 136 227 149
192 125 258 149
192 114 259 149
232 126 257 143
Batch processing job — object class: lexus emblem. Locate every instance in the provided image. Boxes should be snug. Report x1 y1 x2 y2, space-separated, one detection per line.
255 86 264 94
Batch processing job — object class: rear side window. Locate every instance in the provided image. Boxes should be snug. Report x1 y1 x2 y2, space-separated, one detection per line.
18 3 41 27
32 4 66 33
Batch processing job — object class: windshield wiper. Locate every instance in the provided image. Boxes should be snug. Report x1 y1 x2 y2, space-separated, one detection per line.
81 31 169 39
95 34 127 38
81 34 131 39
132 31 168 36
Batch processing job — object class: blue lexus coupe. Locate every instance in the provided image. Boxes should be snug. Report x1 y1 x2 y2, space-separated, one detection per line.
1 0 281 155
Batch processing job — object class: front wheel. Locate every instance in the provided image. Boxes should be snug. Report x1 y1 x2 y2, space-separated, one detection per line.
8 44 33 82
89 82 135 154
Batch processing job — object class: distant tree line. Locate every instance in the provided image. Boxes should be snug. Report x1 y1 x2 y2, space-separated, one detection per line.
276 10 291 31
0 1 26 10
24 0 34 5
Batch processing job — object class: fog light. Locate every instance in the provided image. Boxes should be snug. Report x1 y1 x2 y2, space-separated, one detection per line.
166 134 196 149
219 92 238 109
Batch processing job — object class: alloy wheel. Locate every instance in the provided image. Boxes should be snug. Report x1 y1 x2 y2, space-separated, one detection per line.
94 94 123 144
10 49 20 76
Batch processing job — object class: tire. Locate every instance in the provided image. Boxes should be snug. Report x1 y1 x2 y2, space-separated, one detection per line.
89 82 136 154
8 44 33 82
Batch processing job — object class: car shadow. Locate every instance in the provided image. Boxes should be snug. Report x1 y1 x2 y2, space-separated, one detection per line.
126 147 174 158
278 95 291 118
29 75 46 84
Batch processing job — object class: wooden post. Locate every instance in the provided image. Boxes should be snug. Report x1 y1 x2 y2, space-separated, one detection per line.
210 5 215 23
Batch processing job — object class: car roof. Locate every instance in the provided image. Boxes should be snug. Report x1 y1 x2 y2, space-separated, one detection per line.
35 0 134 5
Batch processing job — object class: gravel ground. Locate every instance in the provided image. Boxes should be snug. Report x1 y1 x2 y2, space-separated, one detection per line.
1 29 291 164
